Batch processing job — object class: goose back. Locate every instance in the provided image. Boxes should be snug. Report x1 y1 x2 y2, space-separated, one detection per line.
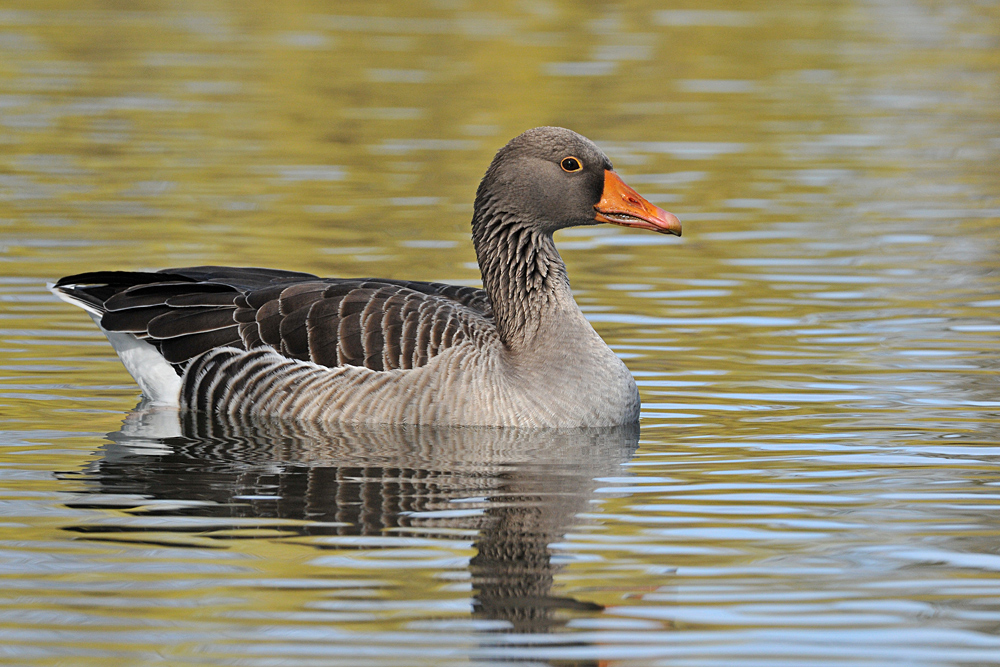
55 267 495 374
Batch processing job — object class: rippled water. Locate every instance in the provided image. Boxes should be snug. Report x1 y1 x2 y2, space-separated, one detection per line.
2 1 999 665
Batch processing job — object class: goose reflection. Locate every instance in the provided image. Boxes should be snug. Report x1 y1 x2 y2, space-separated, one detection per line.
78 403 638 634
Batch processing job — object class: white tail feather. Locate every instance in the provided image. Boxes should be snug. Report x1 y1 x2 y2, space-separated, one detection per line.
49 283 182 405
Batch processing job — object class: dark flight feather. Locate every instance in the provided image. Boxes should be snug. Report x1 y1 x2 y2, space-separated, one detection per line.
53 267 492 374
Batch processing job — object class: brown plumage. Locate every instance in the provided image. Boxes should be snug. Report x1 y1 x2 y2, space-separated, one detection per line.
51 127 681 426
58 269 493 373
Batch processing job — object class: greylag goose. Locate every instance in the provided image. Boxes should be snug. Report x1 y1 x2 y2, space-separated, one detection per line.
52 127 681 427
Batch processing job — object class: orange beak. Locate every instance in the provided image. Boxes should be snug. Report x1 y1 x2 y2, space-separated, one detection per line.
594 170 682 236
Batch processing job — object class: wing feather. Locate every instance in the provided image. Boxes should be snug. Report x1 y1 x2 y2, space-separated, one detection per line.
255 300 283 348
277 282 329 315
101 306 174 334
158 326 242 364
166 292 241 307
147 307 236 339
336 288 375 367
360 288 393 371
380 291 409 370
278 305 312 360
306 295 346 367
105 282 233 311
414 298 435 368
54 268 493 374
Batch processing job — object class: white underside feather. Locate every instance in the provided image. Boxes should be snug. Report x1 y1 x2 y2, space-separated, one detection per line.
49 283 182 406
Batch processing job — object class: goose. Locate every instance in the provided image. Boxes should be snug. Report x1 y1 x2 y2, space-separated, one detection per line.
51 127 681 427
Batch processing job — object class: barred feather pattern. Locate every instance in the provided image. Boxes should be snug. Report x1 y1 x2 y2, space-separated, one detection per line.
176 340 632 426
51 128 657 426
57 268 494 374
178 343 520 425
53 235 639 425
55 155 643 425
471 199 569 350
55 243 639 425
232 279 490 372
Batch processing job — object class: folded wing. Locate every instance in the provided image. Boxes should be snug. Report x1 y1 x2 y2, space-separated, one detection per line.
53 266 494 374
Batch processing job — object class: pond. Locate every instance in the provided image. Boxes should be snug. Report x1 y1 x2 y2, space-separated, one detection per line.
1 1 999 665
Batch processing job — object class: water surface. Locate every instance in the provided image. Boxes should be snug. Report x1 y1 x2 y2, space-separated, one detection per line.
1 1 999 665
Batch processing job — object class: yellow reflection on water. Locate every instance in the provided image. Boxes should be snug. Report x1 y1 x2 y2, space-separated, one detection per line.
1 0 999 662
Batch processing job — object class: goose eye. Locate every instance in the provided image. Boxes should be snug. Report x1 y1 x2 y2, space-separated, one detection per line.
560 156 582 172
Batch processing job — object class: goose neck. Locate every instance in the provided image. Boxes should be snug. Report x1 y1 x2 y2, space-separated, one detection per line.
472 211 573 351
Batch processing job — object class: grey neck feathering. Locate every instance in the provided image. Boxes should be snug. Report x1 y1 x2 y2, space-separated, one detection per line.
471 194 570 351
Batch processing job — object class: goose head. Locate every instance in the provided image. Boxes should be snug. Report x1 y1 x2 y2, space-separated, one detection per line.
474 126 681 236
